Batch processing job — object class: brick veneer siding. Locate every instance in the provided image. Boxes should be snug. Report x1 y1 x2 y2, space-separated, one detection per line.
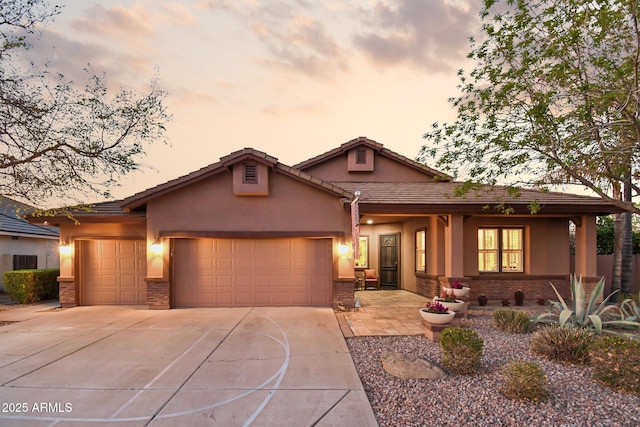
467 276 571 305
416 274 440 299
58 278 77 308
147 281 170 309
415 274 578 306
333 279 355 309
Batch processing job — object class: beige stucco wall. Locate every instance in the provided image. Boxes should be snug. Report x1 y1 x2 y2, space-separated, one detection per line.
462 217 570 276
301 153 435 183
145 170 351 237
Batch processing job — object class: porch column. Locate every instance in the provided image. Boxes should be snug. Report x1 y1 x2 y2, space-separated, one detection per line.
444 214 465 278
574 215 597 278
573 215 602 299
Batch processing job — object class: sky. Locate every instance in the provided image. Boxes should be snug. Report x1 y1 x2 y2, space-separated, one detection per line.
27 0 481 202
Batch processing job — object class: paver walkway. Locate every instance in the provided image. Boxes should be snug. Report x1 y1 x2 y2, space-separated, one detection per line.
340 290 429 336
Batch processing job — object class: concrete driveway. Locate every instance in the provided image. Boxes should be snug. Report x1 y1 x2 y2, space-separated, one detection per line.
0 304 377 426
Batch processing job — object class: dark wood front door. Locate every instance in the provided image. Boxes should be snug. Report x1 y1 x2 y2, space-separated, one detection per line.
379 233 399 288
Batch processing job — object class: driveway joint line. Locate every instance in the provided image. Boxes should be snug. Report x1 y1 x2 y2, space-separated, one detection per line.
144 307 256 426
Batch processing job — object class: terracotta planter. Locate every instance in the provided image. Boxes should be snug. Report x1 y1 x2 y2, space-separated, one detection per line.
443 286 471 298
420 309 456 325
433 297 465 312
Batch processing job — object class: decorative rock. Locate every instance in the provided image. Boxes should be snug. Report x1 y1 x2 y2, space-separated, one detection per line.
380 351 446 380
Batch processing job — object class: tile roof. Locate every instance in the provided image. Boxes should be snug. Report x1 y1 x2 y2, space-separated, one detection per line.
0 197 59 238
335 182 620 215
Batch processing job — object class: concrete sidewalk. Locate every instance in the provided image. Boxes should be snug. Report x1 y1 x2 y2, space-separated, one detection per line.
0 305 377 426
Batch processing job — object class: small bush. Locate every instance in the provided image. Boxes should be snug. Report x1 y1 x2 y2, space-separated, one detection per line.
500 359 550 402
3 269 59 304
589 336 640 393
493 309 531 334
439 327 484 374
501 298 510 306
530 324 594 365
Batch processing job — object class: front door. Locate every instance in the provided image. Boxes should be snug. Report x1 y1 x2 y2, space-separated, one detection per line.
379 233 399 288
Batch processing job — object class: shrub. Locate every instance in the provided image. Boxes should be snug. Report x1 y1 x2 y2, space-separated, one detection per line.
530 324 595 365
439 327 484 374
589 336 640 394
532 275 640 335
493 309 530 334
3 269 59 303
500 359 550 402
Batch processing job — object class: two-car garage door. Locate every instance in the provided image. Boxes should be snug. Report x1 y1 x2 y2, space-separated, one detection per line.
173 238 332 307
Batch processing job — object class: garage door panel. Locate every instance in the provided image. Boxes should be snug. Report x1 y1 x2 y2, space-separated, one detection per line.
82 240 146 305
173 238 331 307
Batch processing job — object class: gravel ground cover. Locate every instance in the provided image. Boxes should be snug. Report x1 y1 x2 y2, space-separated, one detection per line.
346 310 640 427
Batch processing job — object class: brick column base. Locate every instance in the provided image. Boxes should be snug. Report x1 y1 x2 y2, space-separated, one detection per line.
333 279 355 310
58 278 77 307
147 281 170 309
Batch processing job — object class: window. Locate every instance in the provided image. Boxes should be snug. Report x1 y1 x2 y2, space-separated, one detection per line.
13 255 37 270
415 228 426 272
354 236 369 268
478 228 523 272
243 163 257 184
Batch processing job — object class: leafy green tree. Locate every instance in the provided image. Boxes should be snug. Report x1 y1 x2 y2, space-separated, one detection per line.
421 0 639 295
0 0 169 208
421 0 638 214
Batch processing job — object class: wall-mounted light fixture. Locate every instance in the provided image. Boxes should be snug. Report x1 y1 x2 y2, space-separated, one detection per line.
338 242 349 258
59 240 73 256
149 237 163 255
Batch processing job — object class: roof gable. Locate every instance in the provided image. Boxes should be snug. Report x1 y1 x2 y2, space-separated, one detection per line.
293 136 450 181
121 148 353 211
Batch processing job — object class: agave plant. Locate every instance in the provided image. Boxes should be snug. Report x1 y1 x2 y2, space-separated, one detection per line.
620 296 640 324
532 275 640 336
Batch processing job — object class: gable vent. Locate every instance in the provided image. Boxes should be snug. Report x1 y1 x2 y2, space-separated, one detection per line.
243 163 257 183
356 148 367 164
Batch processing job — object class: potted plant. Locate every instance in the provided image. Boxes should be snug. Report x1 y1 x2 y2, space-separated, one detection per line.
443 279 471 297
420 301 456 324
434 290 466 312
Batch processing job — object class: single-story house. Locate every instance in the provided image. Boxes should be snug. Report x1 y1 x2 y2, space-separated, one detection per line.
1 197 59 289
31 137 620 309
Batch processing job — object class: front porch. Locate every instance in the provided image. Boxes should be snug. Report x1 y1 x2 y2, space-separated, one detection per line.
337 290 549 337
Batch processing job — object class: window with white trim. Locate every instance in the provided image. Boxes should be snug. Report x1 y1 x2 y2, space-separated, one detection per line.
478 228 523 272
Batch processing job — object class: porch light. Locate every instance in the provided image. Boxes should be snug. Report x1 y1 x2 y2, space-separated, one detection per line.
59 241 73 256
366 219 373 224
149 238 163 256
338 243 349 257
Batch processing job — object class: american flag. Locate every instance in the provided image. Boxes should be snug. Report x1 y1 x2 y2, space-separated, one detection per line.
351 196 360 258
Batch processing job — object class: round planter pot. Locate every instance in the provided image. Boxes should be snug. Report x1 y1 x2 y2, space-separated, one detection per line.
434 297 466 312
443 286 471 298
419 309 456 325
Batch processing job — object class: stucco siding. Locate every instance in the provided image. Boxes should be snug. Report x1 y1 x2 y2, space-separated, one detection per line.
0 236 59 289
146 170 350 237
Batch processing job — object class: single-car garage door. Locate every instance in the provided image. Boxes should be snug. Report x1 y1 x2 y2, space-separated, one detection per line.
173 238 332 307
81 240 146 305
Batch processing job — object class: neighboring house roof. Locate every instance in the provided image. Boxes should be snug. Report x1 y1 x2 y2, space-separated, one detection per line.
120 148 354 211
293 136 451 180
0 197 59 238
335 182 619 215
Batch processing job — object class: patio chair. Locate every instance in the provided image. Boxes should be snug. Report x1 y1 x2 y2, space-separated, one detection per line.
363 269 379 290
